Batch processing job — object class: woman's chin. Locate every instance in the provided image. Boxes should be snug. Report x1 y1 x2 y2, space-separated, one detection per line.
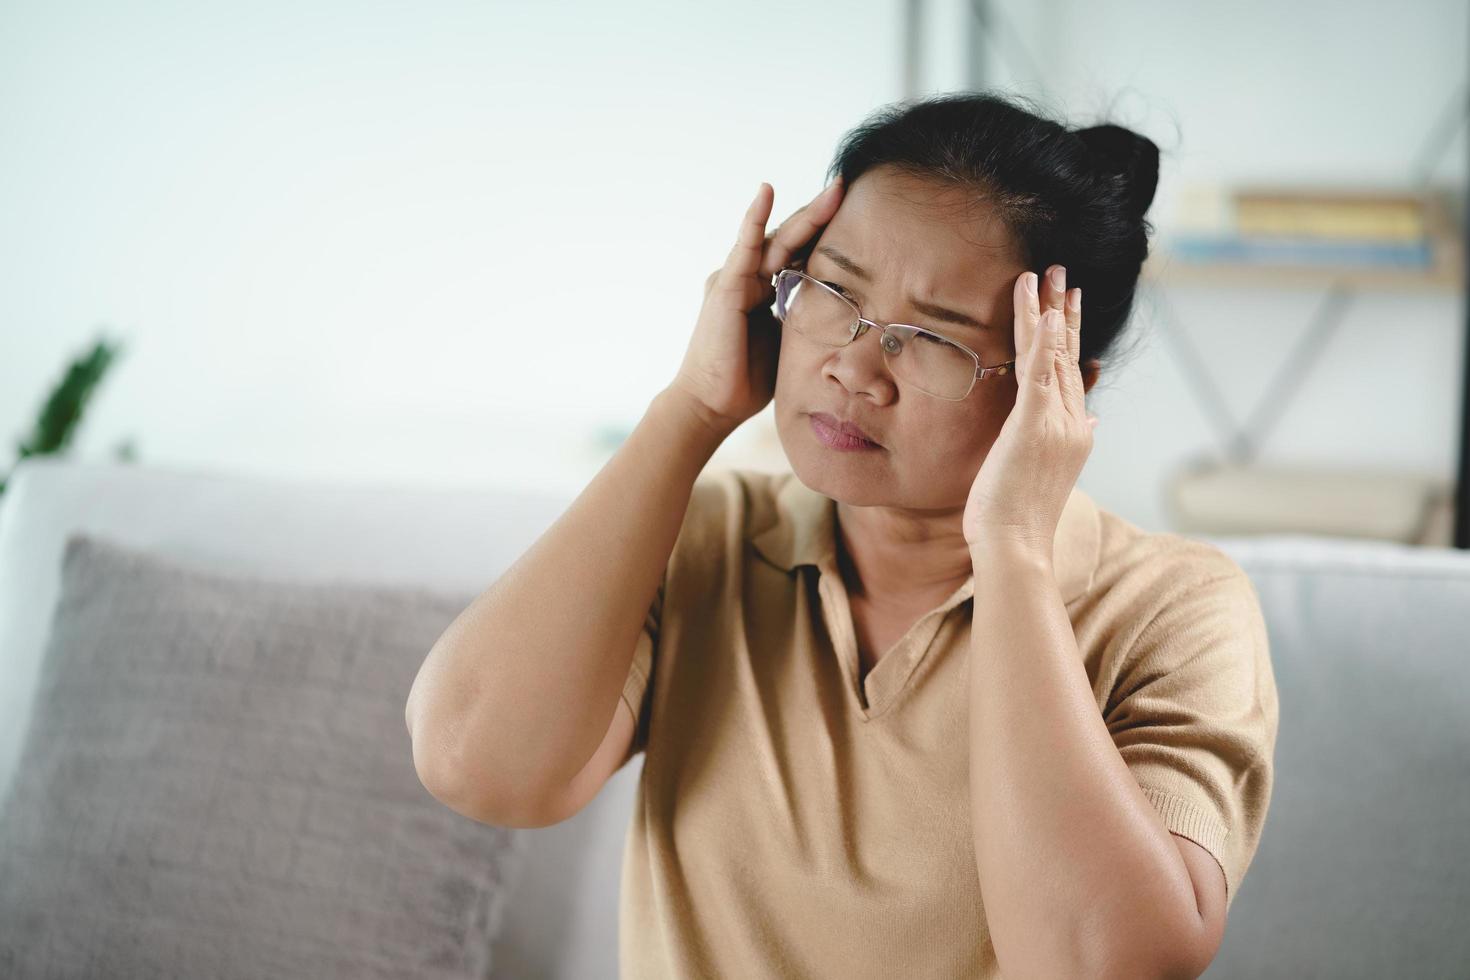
783 442 892 503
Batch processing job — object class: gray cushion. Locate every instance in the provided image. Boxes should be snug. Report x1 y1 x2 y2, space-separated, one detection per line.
0 534 527 979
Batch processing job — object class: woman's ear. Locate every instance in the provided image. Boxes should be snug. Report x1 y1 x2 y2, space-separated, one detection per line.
1081 359 1101 394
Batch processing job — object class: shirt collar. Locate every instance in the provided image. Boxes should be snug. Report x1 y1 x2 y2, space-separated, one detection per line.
751 474 1102 605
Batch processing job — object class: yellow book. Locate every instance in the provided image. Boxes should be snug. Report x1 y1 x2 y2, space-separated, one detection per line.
1234 191 1427 240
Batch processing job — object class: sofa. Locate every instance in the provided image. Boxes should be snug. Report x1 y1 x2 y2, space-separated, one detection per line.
0 456 1467 978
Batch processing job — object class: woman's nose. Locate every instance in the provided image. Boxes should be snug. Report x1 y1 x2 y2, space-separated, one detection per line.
825 322 897 396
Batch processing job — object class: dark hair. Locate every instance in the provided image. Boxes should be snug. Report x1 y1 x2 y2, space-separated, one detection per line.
826 90 1161 376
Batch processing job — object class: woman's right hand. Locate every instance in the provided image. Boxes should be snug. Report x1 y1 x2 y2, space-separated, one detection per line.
668 177 846 437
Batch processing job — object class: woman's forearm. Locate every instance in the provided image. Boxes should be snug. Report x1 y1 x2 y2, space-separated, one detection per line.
966 540 1201 979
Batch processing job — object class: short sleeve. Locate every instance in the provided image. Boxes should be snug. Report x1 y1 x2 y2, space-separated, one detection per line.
1104 566 1280 912
618 568 665 764
613 470 732 768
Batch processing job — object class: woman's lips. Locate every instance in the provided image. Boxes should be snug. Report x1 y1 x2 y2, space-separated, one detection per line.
809 412 882 451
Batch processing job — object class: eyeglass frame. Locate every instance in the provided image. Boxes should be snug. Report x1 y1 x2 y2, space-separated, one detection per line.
770 267 1017 401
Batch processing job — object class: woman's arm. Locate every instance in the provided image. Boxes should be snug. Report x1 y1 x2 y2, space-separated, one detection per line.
966 540 1212 979
407 178 843 827
405 385 728 825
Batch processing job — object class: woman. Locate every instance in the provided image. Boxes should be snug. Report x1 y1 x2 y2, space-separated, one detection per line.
406 91 1278 980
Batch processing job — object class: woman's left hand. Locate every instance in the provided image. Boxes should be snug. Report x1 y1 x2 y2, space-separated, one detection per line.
961 265 1098 556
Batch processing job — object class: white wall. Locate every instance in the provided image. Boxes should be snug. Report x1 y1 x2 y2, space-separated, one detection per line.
3 0 1465 533
0 0 903 496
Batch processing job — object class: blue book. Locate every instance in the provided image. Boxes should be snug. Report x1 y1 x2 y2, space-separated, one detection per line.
1169 235 1432 269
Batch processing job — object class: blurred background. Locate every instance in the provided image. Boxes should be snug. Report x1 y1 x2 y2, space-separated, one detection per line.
3 0 1466 545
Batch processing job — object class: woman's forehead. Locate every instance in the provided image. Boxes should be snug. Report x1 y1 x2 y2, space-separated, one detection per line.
814 172 1024 294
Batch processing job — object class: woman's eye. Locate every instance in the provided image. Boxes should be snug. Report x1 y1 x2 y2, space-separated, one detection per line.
821 281 855 299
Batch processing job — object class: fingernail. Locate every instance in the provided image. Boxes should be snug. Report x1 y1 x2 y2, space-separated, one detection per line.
1068 287 1080 311
1049 266 1066 291
1024 272 1038 297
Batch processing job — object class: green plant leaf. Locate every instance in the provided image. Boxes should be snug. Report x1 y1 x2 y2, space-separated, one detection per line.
16 335 125 460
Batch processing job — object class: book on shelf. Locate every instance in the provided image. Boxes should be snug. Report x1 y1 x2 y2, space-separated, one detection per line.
1168 236 1431 268
1233 190 1428 241
1161 184 1455 272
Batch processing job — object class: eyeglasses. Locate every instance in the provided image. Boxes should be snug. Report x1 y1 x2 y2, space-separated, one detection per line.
771 268 1016 401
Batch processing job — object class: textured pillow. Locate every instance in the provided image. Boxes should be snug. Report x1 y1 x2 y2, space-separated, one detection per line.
0 534 527 979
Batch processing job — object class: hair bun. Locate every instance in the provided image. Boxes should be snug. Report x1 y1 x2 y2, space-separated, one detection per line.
1074 124 1160 220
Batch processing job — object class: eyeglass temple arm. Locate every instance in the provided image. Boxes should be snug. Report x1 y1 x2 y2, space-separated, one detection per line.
977 361 1016 379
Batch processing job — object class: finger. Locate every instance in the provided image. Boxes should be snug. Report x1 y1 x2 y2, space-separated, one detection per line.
759 176 845 281
1057 286 1085 419
1021 308 1061 404
720 183 774 289
1041 264 1068 319
1055 294 1085 419
759 178 843 279
1064 287 1081 367
1013 270 1041 375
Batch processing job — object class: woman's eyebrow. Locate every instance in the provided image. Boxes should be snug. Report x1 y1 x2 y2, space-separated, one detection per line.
814 244 993 331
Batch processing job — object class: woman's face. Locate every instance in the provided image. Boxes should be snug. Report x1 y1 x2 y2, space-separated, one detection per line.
773 164 1028 510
